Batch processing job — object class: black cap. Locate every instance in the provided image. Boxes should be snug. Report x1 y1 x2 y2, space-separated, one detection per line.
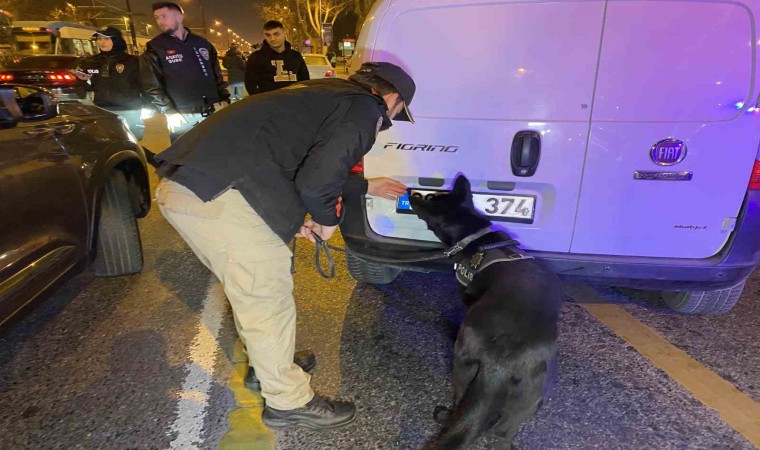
92 26 122 39
357 62 416 123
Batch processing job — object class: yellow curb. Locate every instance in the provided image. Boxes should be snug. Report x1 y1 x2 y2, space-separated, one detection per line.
219 339 275 449
229 363 266 408
219 408 275 450
567 285 760 448
231 339 247 364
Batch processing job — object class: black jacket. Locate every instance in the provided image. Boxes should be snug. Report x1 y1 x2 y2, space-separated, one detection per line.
245 40 309 95
156 79 392 243
140 29 229 114
222 49 246 84
78 51 143 110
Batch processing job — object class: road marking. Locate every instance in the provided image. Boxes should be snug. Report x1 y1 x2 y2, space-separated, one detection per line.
168 281 227 449
567 284 760 447
219 340 275 450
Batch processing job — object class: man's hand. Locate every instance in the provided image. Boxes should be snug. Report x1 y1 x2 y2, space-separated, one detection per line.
140 108 156 120
367 177 407 200
296 219 338 243
166 112 187 132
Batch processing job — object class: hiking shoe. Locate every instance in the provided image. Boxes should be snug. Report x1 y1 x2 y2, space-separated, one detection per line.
262 394 356 430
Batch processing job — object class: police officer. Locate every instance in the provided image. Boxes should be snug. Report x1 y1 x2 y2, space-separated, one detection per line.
141 1 229 142
75 26 144 139
245 20 309 95
153 62 416 430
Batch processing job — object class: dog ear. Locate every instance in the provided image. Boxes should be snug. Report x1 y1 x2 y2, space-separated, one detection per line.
452 175 473 205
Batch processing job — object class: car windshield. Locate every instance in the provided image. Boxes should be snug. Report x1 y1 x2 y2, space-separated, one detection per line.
304 55 329 66
8 56 79 69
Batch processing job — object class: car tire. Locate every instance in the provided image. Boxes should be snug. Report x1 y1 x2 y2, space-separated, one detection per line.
93 170 143 277
661 280 746 315
346 251 400 285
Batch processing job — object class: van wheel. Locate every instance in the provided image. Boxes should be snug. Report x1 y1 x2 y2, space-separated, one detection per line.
661 280 746 315
93 170 143 277
346 252 400 285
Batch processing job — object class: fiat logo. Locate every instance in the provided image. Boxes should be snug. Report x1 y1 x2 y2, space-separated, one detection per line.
651 138 687 166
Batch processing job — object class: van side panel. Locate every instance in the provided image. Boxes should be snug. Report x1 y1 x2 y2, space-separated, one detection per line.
571 0 760 258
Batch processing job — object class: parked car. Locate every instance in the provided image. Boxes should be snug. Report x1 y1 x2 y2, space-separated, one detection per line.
0 55 88 102
0 84 151 326
340 0 760 316
302 53 336 79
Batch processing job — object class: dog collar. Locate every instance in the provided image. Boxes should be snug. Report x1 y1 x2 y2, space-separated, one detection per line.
444 228 493 258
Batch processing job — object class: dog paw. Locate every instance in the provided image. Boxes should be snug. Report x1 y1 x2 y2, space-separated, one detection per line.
433 405 452 424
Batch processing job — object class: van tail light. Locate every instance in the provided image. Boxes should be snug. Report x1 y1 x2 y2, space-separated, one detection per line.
0 73 13 81
749 159 760 190
47 72 76 82
351 158 364 174
325 70 334 77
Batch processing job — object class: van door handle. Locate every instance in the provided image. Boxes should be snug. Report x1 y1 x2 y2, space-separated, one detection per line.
511 130 541 177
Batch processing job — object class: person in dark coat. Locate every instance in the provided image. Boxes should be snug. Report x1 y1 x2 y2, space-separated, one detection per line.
153 62 416 431
244 20 309 95
76 26 145 139
141 1 230 142
223 44 247 101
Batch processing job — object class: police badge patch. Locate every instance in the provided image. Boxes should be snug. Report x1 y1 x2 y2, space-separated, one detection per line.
115 64 125 74
199 48 210 61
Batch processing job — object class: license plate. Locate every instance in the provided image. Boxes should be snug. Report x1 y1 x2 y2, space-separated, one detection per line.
396 189 536 223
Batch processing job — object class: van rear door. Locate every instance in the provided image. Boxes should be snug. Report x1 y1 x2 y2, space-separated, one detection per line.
571 0 760 258
361 0 606 252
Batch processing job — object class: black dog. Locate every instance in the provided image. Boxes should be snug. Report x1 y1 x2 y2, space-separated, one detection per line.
410 175 564 450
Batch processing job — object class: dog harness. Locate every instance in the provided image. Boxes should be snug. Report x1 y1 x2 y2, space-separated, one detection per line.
451 229 534 287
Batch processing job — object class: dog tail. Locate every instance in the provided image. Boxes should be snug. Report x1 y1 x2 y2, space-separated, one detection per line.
432 365 509 450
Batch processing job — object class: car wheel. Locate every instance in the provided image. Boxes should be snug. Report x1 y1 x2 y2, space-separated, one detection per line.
661 280 746 315
346 251 400 285
93 170 143 277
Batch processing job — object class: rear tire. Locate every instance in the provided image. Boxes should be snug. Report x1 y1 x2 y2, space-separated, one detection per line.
93 170 143 277
661 280 746 315
346 252 400 285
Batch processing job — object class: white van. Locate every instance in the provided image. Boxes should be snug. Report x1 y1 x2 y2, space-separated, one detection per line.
339 0 760 315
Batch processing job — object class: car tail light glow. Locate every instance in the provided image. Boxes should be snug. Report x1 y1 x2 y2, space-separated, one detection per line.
351 159 364 174
749 159 760 190
325 70 334 77
0 73 13 81
47 73 76 82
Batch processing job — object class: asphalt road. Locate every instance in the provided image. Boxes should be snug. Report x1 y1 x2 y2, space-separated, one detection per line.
0 114 758 450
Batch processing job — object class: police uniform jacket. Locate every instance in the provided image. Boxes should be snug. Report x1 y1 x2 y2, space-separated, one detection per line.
155 79 392 243
244 40 309 95
78 52 142 110
141 28 229 114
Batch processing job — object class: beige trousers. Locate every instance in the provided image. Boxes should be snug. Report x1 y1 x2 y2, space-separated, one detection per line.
156 179 314 410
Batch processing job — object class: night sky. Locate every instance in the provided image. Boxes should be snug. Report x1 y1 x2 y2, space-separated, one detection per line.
104 0 266 46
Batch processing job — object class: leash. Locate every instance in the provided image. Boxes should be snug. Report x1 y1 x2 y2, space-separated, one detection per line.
296 229 520 280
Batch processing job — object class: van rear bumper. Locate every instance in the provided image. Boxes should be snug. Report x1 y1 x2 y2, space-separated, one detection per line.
340 174 760 292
